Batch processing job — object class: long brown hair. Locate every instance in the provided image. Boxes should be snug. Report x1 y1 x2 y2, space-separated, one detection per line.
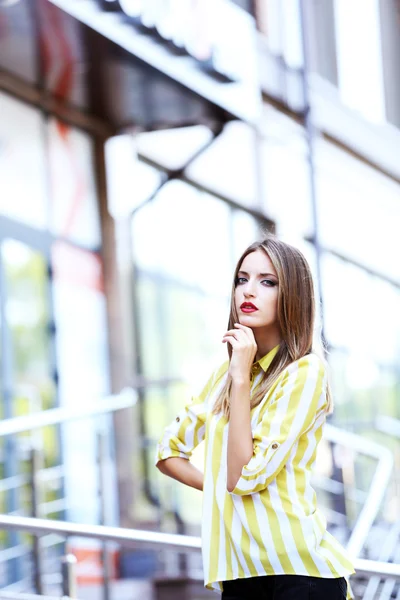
212 235 333 418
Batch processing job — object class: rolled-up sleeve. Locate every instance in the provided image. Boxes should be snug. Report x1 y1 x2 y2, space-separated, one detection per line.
229 355 327 496
155 369 218 466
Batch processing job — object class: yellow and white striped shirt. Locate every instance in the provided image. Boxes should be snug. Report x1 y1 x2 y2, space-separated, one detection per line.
155 345 356 599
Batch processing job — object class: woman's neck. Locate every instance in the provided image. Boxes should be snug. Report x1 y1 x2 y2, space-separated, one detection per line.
254 329 282 362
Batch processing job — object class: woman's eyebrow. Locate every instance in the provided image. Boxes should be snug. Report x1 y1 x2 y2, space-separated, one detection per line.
238 270 277 278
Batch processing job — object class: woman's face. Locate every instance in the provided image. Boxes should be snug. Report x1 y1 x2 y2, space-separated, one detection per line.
234 249 279 330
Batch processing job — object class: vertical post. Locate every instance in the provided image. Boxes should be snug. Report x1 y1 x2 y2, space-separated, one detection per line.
61 553 78 598
298 0 326 343
30 446 44 595
0 249 20 584
98 431 112 600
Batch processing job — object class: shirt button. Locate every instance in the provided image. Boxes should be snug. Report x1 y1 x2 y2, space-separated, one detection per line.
176 416 180 423
271 442 279 449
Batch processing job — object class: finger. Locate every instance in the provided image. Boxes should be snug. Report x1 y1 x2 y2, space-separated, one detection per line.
234 323 256 341
223 336 240 349
224 328 248 339
222 331 240 343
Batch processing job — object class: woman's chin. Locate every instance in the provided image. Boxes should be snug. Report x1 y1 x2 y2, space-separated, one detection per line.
239 315 259 326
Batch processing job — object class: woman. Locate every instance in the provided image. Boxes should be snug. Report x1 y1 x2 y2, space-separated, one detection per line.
155 236 355 599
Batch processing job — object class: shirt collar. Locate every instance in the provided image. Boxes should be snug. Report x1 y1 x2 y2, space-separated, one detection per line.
255 343 280 372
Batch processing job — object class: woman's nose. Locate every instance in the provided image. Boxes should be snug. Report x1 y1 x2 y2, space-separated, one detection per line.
244 283 256 297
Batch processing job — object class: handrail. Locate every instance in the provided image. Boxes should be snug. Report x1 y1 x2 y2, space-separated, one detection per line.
0 388 137 438
376 414 400 439
0 514 399 582
0 392 394 572
0 514 201 552
324 423 393 558
0 593 76 600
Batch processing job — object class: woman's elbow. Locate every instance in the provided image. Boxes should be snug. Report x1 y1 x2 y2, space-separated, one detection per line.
156 456 180 476
156 458 169 473
226 476 239 493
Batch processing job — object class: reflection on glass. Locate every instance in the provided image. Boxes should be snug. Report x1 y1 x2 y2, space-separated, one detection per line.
261 106 312 238
105 138 163 218
265 0 304 68
48 118 101 250
2 239 61 536
327 339 400 512
2 239 54 415
232 210 263 262
132 180 232 296
144 382 204 529
52 241 110 524
137 126 213 171
0 0 36 83
36 1 88 109
322 253 400 366
187 121 259 208
316 139 400 282
136 274 228 383
0 93 48 229
334 0 385 122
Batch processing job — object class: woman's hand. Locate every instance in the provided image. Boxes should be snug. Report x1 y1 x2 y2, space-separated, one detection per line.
222 323 257 384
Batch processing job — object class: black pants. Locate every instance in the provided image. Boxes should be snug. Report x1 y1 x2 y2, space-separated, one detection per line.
221 574 348 600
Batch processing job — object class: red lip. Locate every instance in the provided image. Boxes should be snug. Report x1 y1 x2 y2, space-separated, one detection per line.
240 302 258 312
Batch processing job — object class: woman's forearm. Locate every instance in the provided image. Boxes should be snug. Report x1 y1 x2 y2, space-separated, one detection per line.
156 457 204 491
227 379 253 492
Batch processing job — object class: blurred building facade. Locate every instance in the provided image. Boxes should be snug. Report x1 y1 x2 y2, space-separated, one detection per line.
0 0 399 592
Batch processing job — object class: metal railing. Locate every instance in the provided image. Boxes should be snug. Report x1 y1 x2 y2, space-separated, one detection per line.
0 391 397 598
0 514 399 590
323 423 394 558
0 594 76 600
376 415 400 439
0 395 392 557
0 388 138 595
0 388 137 438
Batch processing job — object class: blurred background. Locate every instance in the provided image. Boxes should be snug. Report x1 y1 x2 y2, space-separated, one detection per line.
0 0 399 599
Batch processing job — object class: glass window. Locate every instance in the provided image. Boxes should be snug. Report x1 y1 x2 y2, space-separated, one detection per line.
232 209 264 261
48 118 101 250
316 138 400 283
52 241 110 523
327 346 400 443
263 0 304 68
0 0 37 83
187 121 260 209
261 105 313 239
132 180 232 296
36 1 88 109
1 239 63 529
333 0 385 123
2 239 55 415
0 93 48 229
136 126 213 171
136 274 228 383
322 253 400 367
104 137 163 219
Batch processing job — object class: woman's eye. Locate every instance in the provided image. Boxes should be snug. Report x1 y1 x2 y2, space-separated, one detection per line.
262 279 277 287
235 277 247 285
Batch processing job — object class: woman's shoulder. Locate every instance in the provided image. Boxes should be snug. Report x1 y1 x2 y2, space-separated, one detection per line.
280 352 327 380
